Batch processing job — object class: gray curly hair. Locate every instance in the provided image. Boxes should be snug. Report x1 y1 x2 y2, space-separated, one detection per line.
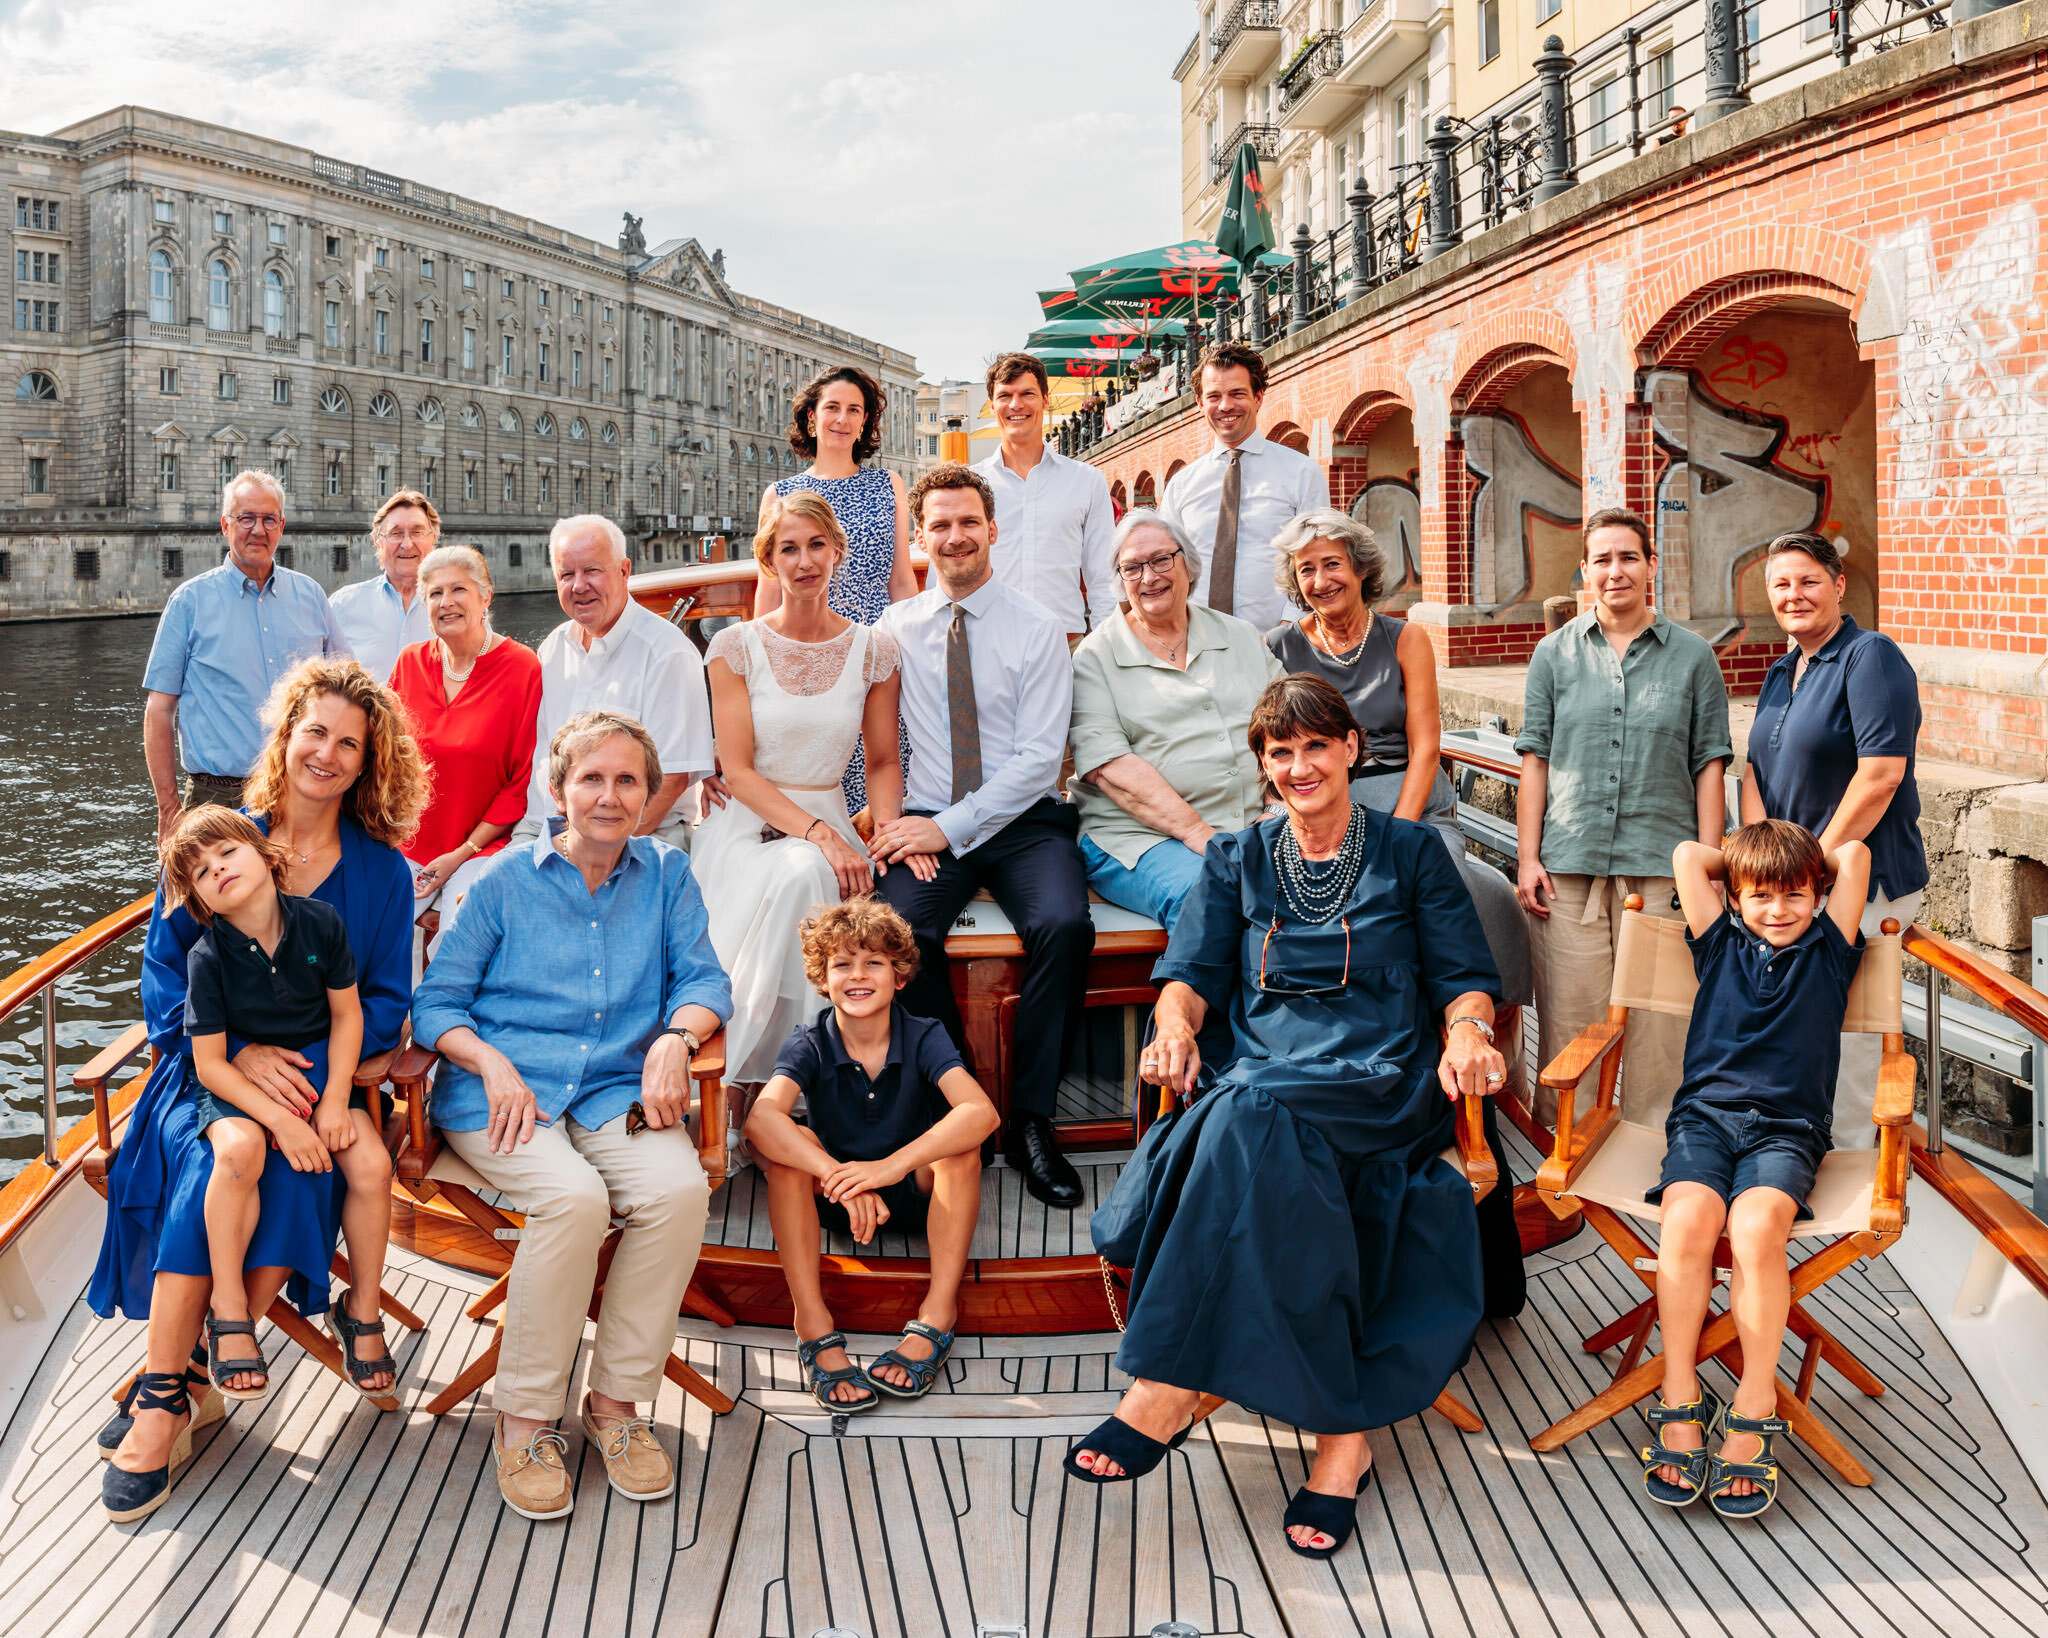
1111 508 1203 585
1271 507 1385 610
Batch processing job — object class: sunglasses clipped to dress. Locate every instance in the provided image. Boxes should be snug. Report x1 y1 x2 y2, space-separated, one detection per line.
1258 914 1352 997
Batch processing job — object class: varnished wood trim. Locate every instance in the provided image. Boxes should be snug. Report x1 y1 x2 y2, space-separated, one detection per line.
1903 922 2048 1042
1 1062 151 1257
0 894 153 1023
1909 1125 2048 1303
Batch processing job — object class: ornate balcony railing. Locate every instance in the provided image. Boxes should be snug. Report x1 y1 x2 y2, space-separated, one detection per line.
1209 122 1281 183
1277 31 1345 112
1209 0 1283 63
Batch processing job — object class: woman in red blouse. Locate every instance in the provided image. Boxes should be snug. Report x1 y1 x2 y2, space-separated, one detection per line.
390 545 542 937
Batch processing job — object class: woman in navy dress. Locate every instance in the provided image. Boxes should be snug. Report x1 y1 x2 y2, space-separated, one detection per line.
755 363 913 813
93 656 425 1521
1077 674 1506 1559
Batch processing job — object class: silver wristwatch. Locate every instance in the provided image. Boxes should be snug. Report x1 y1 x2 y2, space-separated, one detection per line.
1449 1015 1495 1043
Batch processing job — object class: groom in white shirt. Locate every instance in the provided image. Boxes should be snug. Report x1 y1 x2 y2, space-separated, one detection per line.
870 464 1090 1209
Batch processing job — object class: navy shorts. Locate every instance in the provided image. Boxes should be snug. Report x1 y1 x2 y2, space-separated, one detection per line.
815 1174 930 1241
1647 1102 1828 1219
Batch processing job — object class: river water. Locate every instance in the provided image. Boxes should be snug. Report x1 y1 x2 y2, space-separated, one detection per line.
0 590 568 1181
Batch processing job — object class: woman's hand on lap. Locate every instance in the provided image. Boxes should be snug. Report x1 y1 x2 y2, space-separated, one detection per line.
1439 1024 1507 1101
639 1034 691 1129
1143 1025 1202 1096
481 1046 546 1154
233 1043 318 1117
815 828 875 899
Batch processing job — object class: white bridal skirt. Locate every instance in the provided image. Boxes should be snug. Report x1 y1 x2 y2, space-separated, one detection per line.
693 783 863 1089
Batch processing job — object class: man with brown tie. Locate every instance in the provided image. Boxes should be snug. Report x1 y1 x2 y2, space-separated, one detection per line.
870 464 1091 1209
1161 344 1331 635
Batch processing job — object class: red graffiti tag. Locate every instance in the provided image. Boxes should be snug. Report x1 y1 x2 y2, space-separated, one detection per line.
1707 336 1789 390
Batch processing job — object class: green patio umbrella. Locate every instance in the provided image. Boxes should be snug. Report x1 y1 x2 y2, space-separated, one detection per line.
1066 240 1289 307
1024 318 1190 351
1216 143 1278 267
1025 347 1134 378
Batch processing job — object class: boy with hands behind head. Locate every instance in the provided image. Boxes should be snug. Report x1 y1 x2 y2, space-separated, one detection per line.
747 899 999 1413
1642 820 1870 1519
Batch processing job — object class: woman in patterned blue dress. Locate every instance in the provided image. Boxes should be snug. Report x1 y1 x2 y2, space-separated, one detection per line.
757 364 914 813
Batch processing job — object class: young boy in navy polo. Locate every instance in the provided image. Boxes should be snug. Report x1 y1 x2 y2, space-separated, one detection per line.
747 898 1000 1414
1642 820 1870 1520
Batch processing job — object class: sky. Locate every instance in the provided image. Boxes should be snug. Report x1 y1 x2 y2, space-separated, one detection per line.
0 0 1190 381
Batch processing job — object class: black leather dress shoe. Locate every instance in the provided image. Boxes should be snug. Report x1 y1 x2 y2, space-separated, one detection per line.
1005 1112 1084 1209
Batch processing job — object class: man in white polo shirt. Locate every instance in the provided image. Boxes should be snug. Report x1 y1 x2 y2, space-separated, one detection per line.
517 514 715 847
973 352 1119 639
1161 343 1329 635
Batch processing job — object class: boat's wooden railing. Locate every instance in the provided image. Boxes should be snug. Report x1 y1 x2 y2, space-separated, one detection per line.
0 893 155 1259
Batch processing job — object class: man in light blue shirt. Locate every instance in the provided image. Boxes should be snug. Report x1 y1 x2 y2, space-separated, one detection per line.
328 489 435 682
411 709 731 1522
142 469 350 837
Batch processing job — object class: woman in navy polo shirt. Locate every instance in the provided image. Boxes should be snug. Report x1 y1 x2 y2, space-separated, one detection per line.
1743 531 1926 1141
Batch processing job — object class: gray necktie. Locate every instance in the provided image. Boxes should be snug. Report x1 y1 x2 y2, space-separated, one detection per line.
1210 448 1242 615
947 603 983 803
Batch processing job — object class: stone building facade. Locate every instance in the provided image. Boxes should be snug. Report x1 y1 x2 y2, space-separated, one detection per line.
0 107 918 618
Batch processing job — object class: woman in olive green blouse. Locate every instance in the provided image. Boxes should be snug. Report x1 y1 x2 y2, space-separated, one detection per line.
1068 511 1282 931
1514 508 1732 1125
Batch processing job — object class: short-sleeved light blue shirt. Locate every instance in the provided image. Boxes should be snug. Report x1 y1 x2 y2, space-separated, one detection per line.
412 823 734 1134
141 556 352 777
328 572 429 685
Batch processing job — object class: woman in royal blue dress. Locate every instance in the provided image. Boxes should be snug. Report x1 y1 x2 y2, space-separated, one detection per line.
93 656 425 1522
1075 674 1507 1560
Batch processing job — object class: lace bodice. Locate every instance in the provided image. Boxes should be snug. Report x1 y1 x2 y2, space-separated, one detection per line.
708 621 896 787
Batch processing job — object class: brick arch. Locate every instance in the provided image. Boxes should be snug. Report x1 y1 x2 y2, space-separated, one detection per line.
1450 312 1577 413
1628 226 1868 362
1334 388 1413 445
1164 458 1187 484
1635 270 1859 370
1109 478 1127 508
1132 469 1157 507
1266 421 1310 455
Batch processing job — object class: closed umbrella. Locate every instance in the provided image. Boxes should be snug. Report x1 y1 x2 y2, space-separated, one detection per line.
1215 143 1279 267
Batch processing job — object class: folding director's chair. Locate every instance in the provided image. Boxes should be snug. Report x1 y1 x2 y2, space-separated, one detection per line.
1529 896 1914 1485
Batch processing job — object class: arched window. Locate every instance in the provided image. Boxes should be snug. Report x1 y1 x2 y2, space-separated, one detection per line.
263 268 286 338
417 398 444 425
319 385 349 414
207 259 232 331
600 422 618 445
568 417 587 441
498 407 520 434
368 392 397 419
460 403 482 428
149 251 176 324
15 371 57 402
535 412 555 438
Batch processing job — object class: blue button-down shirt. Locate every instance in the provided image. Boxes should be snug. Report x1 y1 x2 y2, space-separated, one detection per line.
412 822 733 1134
328 571 429 684
142 556 352 777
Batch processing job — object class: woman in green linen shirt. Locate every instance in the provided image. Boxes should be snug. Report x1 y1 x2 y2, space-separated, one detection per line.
1068 511 1282 932
1514 507 1732 1125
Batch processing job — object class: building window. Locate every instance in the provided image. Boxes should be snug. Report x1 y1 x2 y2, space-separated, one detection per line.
460 403 481 427
418 397 443 425
268 221 287 246
212 210 231 235
326 457 343 495
159 452 180 492
602 304 613 324
462 326 475 370
26 457 48 494
422 459 437 500
1480 0 1501 61
273 376 291 405
15 371 57 402
14 298 61 331
219 453 235 489
421 256 434 279
15 197 55 230
325 300 341 347
331 544 350 571
509 542 523 568
572 473 585 507
75 548 101 580
320 385 348 414
149 251 176 323
462 267 475 289
568 418 587 440
276 545 294 569
603 475 614 510
369 392 396 418
376 463 390 493
538 287 550 309
325 233 340 256
600 421 618 445
464 465 477 502
499 408 519 433
1589 75 1625 155
536 413 555 437
1646 43 1676 117
374 245 389 268
1536 0 1559 19
502 334 514 375
153 199 174 224
571 295 582 316
207 260 232 330
502 468 517 503
218 372 237 400
163 547 184 578
15 249 60 283
160 366 178 394
420 317 435 363
374 309 388 355
538 342 550 383
602 355 613 394
649 476 661 508
501 277 514 298
572 350 583 388
1393 93 1408 167
263 268 286 337
275 454 291 492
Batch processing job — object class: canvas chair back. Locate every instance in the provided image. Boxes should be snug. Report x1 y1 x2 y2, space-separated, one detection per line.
1608 909 1902 1034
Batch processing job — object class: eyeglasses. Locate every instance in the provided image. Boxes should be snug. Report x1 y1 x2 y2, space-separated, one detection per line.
1257 914 1351 996
378 525 436 544
1117 547 1185 584
228 512 285 533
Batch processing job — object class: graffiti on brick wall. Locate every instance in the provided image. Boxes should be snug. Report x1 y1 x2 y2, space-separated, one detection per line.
1649 370 1825 618
1350 476 1422 595
1881 202 2048 582
1561 260 1634 510
1461 411 1582 610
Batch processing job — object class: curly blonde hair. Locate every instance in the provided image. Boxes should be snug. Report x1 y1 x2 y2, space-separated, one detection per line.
799 896 920 993
241 657 428 849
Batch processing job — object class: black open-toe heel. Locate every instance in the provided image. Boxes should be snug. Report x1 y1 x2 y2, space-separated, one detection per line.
101 1372 195 1524
206 1316 269 1402
1283 1468 1375 1559
1061 1412 1196 1484
327 1307 398 1399
99 1343 222 1458
796 1331 879 1414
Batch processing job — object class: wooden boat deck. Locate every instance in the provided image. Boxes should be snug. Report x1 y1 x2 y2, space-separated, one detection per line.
4 1123 2045 1637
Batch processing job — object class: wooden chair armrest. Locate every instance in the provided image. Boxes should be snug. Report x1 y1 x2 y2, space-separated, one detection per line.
1870 1121 1910 1236
388 1040 440 1092
1538 1020 1623 1091
353 1047 396 1088
687 1028 726 1084
1455 1093 1498 1203
1872 1045 1917 1127
689 1029 728 1191
74 1021 150 1154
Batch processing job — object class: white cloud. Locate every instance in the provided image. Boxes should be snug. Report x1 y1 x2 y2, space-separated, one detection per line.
0 0 1190 379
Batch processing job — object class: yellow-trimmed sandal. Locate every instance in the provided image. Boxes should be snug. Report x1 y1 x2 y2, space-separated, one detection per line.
1708 1411 1789 1519
1640 1382 1724 1508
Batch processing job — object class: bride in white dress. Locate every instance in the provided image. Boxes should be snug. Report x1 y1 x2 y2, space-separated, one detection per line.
697 488 917 1089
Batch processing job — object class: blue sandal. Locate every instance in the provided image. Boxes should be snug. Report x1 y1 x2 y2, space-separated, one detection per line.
862 1320 953 1400
101 1372 196 1524
1062 1410 1195 1484
206 1316 269 1401
1708 1411 1789 1519
1640 1382 1725 1507
796 1331 879 1414
99 1344 220 1459
1283 1468 1375 1559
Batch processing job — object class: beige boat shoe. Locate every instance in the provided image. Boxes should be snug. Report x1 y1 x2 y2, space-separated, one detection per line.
492 1420 573 1521
579 1394 675 1502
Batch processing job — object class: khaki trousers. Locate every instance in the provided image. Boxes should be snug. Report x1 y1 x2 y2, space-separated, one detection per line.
1530 872 1689 1129
181 772 246 811
442 1113 709 1422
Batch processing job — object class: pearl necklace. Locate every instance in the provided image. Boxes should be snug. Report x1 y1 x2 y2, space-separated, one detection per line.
1273 803 1368 925
1313 607 1373 668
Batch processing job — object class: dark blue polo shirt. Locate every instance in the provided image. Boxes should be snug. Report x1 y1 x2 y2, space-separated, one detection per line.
185 893 356 1050
771 1003 964 1163
1749 617 1927 900
1676 908 1863 1137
